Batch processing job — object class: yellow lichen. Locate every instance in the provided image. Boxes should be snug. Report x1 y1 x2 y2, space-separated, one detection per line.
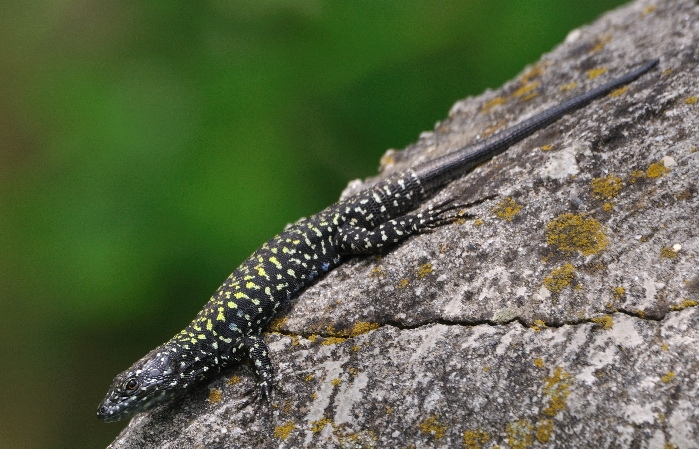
369 266 386 279
520 63 547 85
546 213 608 256
603 202 613 212
592 315 614 330
587 67 608 79
305 374 314 382
350 321 380 337
630 169 645 183
532 319 546 332
484 366 489 372
506 420 533 449
591 174 623 199
662 343 669 351
661 371 675 383
227 375 241 385
417 263 433 279
308 334 318 343
463 428 490 449
352 345 361 351
670 299 698 311
419 415 447 440
541 144 553 151
473 218 485 227
274 421 295 440
379 153 395 169
543 263 575 293
641 5 656 16
513 81 539 98
612 286 625 300
321 336 347 346
560 82 578 91
536 419 554 443
676 189 692 200
591 34 612 52
646 161 670 178
481 122 505 139
543 367 572 417
534 358 544 368
331 378 341 386
493 197 522 221
609 86 629 97
397 278 409 289
337 430 378 447
685 96 698 105
660 247 678 259
482 97 506 113
267 317 287 333
311 416 335 433
208 389 222 404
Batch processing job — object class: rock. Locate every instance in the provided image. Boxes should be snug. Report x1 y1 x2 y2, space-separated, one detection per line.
109 0 699 447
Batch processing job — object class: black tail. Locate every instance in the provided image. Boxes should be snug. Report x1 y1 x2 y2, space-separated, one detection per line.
413 59 659 189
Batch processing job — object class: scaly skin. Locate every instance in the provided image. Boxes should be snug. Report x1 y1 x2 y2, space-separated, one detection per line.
98 59 658 422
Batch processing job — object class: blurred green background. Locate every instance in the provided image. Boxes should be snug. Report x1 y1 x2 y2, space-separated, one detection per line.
0 1 627 447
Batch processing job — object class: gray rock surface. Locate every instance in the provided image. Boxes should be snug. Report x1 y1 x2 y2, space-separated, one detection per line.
109 0 699 447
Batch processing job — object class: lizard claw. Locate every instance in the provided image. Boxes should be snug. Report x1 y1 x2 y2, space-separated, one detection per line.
419 194 497 229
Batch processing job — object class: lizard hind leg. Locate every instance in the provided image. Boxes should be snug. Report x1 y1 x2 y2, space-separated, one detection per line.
333 194 495 256
414 193 498 231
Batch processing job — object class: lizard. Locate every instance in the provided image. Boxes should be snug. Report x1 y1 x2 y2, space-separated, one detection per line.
98 58 658 422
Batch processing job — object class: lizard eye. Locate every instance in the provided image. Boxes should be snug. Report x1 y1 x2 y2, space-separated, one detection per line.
124 378 139 391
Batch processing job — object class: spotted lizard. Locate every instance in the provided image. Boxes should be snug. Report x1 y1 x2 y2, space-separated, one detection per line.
98 59 658 422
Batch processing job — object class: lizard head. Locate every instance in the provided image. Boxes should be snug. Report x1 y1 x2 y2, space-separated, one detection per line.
97 345 182 422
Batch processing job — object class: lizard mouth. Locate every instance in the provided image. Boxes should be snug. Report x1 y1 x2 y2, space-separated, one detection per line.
97 390 169 422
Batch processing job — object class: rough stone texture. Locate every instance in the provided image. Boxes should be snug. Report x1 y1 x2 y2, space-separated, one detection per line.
109 0 699 447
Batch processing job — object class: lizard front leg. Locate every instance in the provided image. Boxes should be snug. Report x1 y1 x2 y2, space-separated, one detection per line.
244 334 274 400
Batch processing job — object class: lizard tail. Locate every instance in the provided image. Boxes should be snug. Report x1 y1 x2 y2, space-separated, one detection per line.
413 58 659 191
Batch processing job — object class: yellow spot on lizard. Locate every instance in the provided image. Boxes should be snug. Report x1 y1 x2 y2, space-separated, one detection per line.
269 256 282 269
